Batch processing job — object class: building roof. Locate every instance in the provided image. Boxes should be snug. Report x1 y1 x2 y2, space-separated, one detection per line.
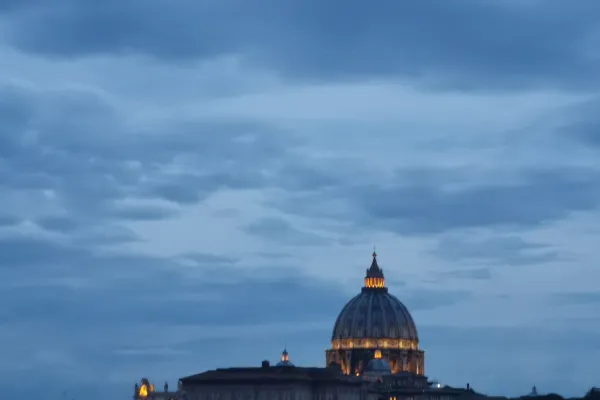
180 366 366 386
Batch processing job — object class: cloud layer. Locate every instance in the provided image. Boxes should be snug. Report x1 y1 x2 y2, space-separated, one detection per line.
2 1 600 398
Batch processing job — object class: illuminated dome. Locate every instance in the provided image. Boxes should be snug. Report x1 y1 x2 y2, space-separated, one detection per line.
276 348 294 367
326 251 425 376
331 252 418 341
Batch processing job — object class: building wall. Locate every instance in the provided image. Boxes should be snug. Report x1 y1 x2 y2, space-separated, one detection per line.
325 348 425 376
182 382 368 400
134 389 178 399
184 383 311 400
386 394 456 400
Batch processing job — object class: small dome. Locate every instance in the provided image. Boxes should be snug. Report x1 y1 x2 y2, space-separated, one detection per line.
365 358 392 374
276 348 294 367
364 350 391 375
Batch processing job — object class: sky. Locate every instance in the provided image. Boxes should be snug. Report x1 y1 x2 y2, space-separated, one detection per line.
1 0 600 399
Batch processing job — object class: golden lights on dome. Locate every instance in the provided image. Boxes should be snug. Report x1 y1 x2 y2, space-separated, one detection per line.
331 338 418 350
281 350 289 363
364 250 386 289
364 276 385 288
374 349 382 359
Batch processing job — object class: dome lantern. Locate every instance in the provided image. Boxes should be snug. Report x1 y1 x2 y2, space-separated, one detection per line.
364 251 386 290
276 348 295 367
281 349 289 363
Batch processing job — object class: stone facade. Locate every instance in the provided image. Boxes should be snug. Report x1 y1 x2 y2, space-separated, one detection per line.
177 364 376 400
133 354 457 400
182 383 370 400
326 348 425 376
135 392 179 400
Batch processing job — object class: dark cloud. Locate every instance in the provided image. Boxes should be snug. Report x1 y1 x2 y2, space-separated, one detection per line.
430 235 563 266
0 234 343 326
559 97 600 148
0 214 20 226
550 292 600 305
0 83 304 228
140 171 269 205
212 208 242 219
36 215 82 232
74 225 141 245
109 204 179 221
402 289 472 312
243 216 331 246
358 168 600 234
437 268 493 280
572 120 600 147
2 0 600 90
34 215 141 245
252 251 296 260
144 176 209 205
0 270 343 327
178 252 239 267
273 167 600 236
0 235 89 269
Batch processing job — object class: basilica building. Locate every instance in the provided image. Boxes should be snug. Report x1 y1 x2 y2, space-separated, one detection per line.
134 252 446 400
326 251 425 376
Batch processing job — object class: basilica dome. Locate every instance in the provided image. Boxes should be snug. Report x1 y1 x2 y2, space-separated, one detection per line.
331 252 418 341
326 251 425 376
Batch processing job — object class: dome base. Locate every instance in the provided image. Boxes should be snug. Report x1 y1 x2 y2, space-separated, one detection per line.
325 347 425 377
330 338 419 351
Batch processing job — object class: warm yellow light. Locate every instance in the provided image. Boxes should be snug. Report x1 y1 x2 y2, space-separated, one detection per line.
139 384 148 397
149 384 154 392
374 350 382 359
364 277 385 288
331 338 419 350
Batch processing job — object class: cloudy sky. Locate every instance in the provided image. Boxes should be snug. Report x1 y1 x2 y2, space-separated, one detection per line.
2 0 600 398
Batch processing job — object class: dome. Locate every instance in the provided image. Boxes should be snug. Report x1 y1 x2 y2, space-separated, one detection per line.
275 348 294 367
364 358 392 374
331 252 418 341
364 350 392 375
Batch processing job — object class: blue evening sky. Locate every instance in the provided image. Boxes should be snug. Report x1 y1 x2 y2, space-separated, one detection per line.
1 1 600 398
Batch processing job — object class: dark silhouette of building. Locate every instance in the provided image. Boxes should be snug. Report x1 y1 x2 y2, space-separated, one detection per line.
132 251 597 400
177 351 373 400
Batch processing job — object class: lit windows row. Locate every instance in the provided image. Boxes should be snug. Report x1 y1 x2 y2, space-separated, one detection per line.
331 339 418 350
364 277 385 288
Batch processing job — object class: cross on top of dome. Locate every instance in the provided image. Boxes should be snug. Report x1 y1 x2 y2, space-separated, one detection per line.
364 250 385 289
